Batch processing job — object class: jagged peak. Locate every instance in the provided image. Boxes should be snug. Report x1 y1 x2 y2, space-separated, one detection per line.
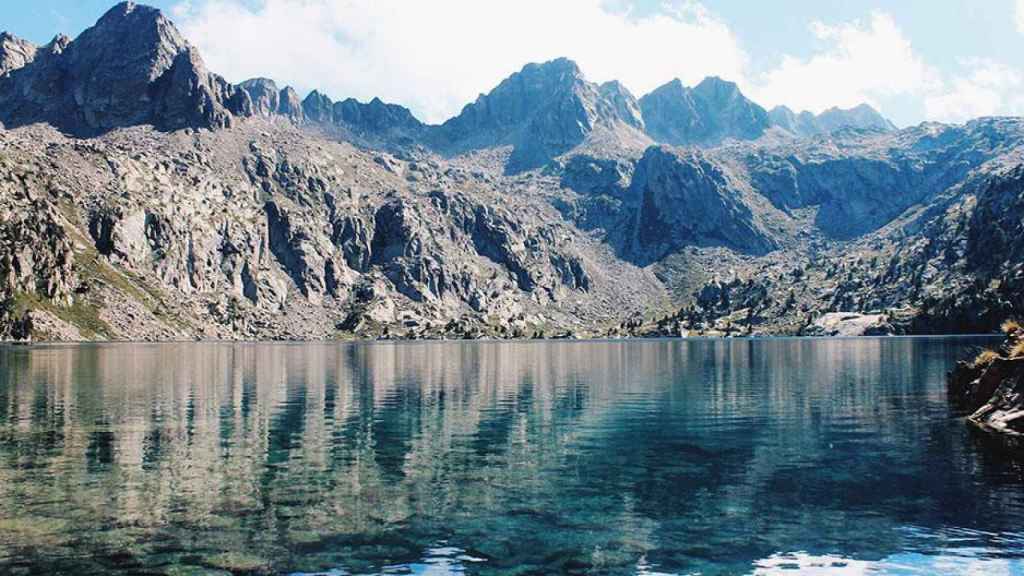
46 34 71 52
693 76 744 99
304 89 331 102
240 77 278 89
69 0 191 78
523 57 583 77
100 1 161 21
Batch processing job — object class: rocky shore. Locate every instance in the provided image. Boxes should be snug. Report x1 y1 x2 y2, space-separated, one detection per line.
948 322 1024 440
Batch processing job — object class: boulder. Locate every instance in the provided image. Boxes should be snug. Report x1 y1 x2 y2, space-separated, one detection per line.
948 330 1024 440
804 312 893 337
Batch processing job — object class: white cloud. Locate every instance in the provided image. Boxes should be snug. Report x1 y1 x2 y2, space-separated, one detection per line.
168 2 1024 127
924 59 1024 122
1016 0 1024 33
172 0 749 124
749 12 941 114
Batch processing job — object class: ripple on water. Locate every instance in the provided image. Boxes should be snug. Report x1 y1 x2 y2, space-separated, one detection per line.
0 337 1023 575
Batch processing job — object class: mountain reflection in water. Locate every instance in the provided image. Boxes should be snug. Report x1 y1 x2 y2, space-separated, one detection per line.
1 338 1023 575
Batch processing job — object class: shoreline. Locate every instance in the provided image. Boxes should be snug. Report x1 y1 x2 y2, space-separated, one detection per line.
1 333 1003 348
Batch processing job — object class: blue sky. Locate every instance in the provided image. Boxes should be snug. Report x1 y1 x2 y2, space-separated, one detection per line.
3 1 1024 127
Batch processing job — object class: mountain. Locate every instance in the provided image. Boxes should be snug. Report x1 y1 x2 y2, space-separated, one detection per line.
639 77 771 146
769 103 896 136
438 58 648 172
0 1 1021 342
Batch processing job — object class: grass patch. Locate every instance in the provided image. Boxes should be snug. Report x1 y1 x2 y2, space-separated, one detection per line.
972 349 1001 370
1002 319 1022 336
59 211 193 334
1010 340 1024 359
12 291 112 340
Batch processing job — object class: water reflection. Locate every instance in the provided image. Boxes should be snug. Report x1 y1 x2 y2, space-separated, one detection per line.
0 338 1022 575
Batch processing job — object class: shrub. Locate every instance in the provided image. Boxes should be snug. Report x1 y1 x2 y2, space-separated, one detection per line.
972 349 1001 369
1001 319 1022 336
1010 340 1024 359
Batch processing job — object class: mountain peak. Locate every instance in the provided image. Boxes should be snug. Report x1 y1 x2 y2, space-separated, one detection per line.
0 32 36 76
97 1 167 29
694 76 740 93
640 76 768 146
529 57 583 77
0 1 250 134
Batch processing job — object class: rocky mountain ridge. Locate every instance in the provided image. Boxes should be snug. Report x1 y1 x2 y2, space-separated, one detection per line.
0 1 1021 342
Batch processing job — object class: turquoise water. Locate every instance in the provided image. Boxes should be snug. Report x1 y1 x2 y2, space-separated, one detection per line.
1 337 1023 575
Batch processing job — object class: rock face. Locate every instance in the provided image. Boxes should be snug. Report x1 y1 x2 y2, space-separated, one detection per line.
948 329 1024 439
334 97 424 144
639 77 770 146
240 78 305 121
769 104 896 137
625 146 777 260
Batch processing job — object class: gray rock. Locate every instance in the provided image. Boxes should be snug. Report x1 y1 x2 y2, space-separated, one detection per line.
240 78 281 117
278 86 304 121
0 32 37 76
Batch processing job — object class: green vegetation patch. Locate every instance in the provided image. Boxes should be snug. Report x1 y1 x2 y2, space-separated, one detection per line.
12 291 111 340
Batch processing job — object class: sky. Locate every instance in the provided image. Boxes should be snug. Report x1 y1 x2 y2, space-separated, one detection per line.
2 0 1024 127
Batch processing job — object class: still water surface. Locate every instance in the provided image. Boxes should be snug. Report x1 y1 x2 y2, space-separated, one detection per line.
1 337 1023 575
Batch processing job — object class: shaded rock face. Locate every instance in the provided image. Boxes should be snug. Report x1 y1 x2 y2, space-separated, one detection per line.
740 122 1003 239
0 2 248 135
639 77 770 146
302 90 334 124
625 146 777 261
769 104 896 137
334 97 424 144
278 87 304 121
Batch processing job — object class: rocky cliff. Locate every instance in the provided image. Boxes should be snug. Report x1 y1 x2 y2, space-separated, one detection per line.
948 325 1024 440
0 2 1022 342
